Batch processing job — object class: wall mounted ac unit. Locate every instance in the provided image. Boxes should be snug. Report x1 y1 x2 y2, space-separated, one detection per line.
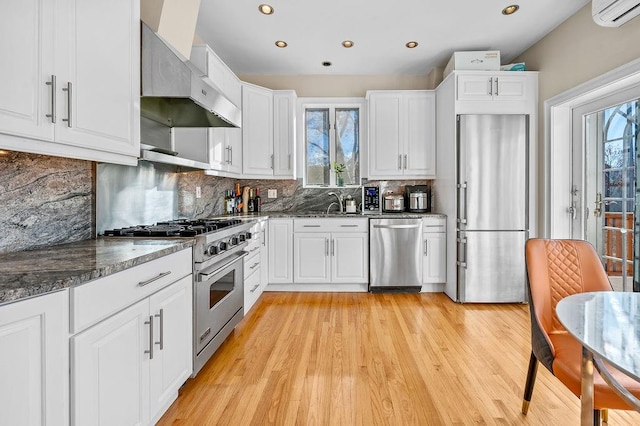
593 0 640 27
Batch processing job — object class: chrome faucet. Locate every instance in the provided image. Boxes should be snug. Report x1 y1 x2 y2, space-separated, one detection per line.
327 192 344 213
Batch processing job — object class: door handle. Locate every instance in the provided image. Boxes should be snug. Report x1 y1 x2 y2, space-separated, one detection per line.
138 271 171 287
45 75 56 123
372 224 421 229
331 239 335 256
144 315 154 359
271 154 274 169
154 309 164 350
62 82 72 127
488 77 493 96
424 240 428 256
325 238 329 256
494 78 499 96
398 155 402 170
457 182 468 225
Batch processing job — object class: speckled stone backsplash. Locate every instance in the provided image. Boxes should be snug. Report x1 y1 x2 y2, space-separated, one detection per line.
178 173 431 217
0 151 93 254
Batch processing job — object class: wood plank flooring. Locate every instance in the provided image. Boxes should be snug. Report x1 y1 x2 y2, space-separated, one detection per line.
158 292 640 425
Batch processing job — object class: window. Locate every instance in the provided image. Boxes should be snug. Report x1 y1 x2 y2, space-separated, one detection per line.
303 100 363 187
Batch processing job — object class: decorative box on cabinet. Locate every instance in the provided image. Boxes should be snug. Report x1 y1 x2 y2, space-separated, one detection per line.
367 90 436 179
0 290 69 426
70 248 193 426
0 0 140 165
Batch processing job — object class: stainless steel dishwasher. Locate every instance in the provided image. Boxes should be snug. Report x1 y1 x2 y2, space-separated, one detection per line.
369 218 423 292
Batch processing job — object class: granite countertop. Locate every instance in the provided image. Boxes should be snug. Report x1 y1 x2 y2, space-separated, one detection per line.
218 211 447 219
0 238 194 305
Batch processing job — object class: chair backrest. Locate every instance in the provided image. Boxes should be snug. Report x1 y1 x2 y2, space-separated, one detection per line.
526 239 612 338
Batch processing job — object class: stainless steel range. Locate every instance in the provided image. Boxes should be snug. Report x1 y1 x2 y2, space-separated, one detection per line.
103 218 253 375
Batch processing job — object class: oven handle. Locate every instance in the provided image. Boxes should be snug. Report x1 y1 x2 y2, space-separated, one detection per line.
197 251 248 281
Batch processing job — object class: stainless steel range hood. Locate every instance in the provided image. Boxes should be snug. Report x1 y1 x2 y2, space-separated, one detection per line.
141 22 241 129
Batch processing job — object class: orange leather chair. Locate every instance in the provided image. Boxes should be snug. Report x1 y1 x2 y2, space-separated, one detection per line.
523 238 640 424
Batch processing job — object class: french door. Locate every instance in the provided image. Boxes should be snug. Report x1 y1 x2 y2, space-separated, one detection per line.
572 97 639 291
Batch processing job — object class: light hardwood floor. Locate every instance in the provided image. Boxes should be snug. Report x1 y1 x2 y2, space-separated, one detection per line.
158 292 640 425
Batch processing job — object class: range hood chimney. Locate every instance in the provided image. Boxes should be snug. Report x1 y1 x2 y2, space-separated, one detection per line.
140 23 241 128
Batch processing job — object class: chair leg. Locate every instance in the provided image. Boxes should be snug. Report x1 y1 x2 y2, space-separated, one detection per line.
522 352 539 415
593 409 601 425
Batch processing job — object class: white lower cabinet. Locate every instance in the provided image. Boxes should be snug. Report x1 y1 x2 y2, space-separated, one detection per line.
422 218 446 285
268 219 293 284
0 290 68 426
293 219 369 286
71 249 193 426
244 219 268 314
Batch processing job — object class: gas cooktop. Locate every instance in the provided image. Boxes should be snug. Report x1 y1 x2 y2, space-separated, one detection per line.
102 218 243 238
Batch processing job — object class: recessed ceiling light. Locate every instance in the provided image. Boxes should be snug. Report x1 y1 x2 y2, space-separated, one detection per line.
406 41 418 48
258 4 274 15
342 40 354 48
275 40 288 48
322 61 332 67
502 4 519 15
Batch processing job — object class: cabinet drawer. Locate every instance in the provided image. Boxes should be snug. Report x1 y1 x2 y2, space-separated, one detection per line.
423 217 446 232
244 251 261 279
294 218 368 233
70 248 192 333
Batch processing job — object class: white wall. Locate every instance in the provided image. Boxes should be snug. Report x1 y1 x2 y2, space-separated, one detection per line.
516 4 640 230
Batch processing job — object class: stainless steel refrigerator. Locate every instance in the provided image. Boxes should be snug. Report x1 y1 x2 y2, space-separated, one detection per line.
456 114 528 303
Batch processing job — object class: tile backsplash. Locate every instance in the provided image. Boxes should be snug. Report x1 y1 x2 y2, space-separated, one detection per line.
3 151 431 253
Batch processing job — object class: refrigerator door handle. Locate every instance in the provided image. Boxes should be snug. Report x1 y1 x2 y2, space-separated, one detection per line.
457 182 468 225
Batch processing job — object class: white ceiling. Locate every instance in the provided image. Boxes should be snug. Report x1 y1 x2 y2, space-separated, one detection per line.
196 0 590 76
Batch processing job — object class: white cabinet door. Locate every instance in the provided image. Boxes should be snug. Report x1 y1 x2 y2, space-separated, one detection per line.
368 93 403 178
242 84 274 176
423 233 446 284
404 92 436 177
457 73 529 102
0 0 54 142
72 298 150 426
273 90 296 177
294 233 331 283
0 290 68 426
268 219 293 283
493 75 528 100
149 276 193 424
227 128 243 174
54 0 139 157
209 128 242 174
332 233 369 283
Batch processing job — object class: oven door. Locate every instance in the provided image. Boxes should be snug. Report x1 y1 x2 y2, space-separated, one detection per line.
195 252 245 357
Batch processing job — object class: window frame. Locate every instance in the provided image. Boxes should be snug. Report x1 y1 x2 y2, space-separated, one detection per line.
297 97 367 188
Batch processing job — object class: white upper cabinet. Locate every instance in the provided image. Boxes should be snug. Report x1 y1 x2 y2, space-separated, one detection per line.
273 90 296 177
242 83 274 176
453 71 538 115
367 90 436 179
242 84 297 179
0 0 140 165
190 44 242 107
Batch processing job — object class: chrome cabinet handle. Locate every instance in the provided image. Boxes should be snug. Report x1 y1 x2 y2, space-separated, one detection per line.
325 238 329 256
372 224 421 229
249 262 259 270
331 239 335 256
45 75 56 123
144 315 154 359
457 182 468 225
62 82 72 127
262 229 266 246
404 154 407 169
495 77 499 96
154 309 164 350
488 77 493 96
250 284 260 293
138 271 171 287
424 240 428 256
398 155 402 170
303 225 321 227
271 154 274 169
340 224 358 228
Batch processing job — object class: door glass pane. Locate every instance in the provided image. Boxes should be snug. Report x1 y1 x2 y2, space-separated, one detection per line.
306 109 330 185
588 99 639 291
335 108 360 185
